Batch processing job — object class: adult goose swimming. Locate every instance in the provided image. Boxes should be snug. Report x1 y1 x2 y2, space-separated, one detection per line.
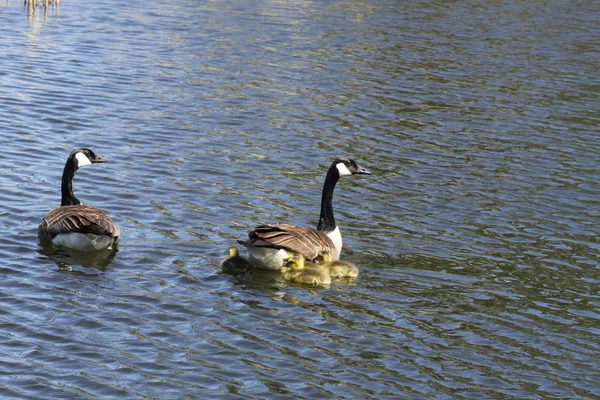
238 158 371 270
38 148 120 251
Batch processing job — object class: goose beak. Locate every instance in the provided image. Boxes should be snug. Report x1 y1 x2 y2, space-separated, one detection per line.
355 165 372 175
93 155 108 164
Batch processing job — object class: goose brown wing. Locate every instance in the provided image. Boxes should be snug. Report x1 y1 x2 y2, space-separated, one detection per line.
241 224 335 261
39 205 120 239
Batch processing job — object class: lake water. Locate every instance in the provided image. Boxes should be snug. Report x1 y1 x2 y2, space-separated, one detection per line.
0 0 598 398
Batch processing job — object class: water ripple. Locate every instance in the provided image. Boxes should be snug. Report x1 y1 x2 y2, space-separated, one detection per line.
0 0 598 398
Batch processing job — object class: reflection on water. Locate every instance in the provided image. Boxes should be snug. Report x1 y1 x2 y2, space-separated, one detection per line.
0 0 598 398
25 0 59 25
37 242 118 271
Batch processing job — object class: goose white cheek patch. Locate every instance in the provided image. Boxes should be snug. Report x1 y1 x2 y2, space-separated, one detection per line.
75 152 92 167
336 163 352 176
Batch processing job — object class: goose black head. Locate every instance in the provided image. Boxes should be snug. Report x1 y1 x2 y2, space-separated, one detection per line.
333 158 372 177
70 148 107 169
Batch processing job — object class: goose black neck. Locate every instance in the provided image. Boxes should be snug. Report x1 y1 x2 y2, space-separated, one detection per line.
317 164 339 233
61 156 80 206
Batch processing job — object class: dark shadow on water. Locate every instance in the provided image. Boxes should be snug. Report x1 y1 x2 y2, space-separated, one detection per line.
223 268 285 290
223 267 359 293
37 241 118 274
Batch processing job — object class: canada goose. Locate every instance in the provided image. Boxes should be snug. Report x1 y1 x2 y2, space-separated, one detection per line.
281 253 331 286
38 148 120 251
238 158 371 270
315 251 359 279
221 247 252 276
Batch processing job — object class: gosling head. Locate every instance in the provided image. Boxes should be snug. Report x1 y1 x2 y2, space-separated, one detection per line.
332 158 372 178
284 253 305 271
228 247 240 257
315 250 333 264
70 148 107 169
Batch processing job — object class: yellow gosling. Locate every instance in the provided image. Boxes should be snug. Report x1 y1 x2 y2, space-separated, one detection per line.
315 251 359 279
281 253 331 286
221 247 252 276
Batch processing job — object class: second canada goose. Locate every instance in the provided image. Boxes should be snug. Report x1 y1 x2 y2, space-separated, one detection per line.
315 251 359 279
221 247 253 276
38 148 120 252
281 253 331 286
238 158 371 270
